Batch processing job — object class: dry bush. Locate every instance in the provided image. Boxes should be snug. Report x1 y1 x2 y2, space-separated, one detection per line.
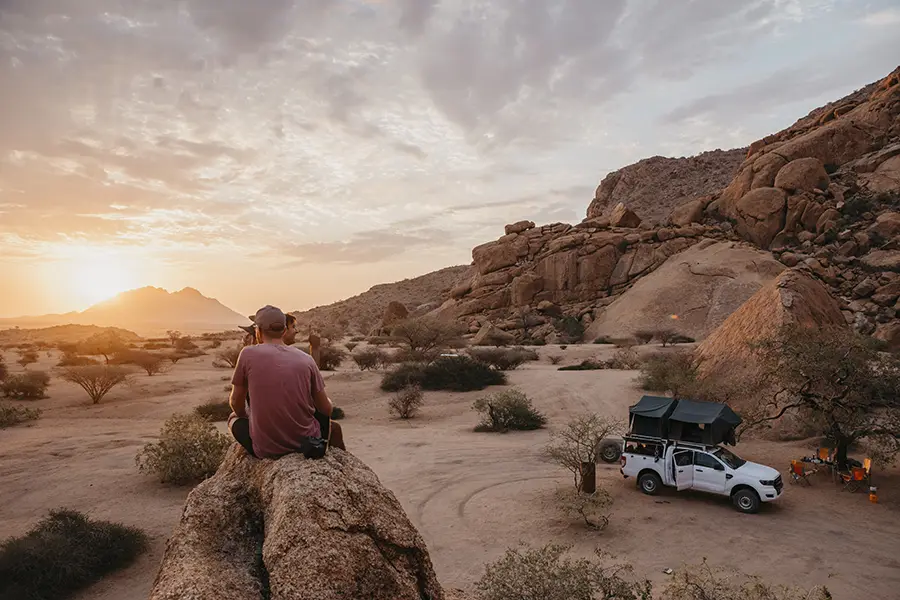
143 341 169 350
593 336 613 345
544 414 624 491
17 350 38 368
208 339 222 349
0 402 41 428
553 316 585 344
57 352 99 367
60 366 129 404
129 351 170 376
194 398 232 422
608 348 641 369
662 559 830 600
352 347 389 371
388 384 424 419
633 330 654 345
174 336 198 351
382 356 506 392
319 344 346 371
467 348 530 371
552 487 613 531
650 329 693 347
345 341 359 352
135 413 231 484
2 371 50 400
213 345 242 369
639 351 698 398
473 389 546 432
390 316 465 361
558 360 604 371
475 544 649 600
548 355 563 365
168 349 206 364
0 509 148 600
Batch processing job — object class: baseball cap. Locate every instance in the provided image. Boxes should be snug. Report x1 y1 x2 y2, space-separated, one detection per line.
254 305 286 333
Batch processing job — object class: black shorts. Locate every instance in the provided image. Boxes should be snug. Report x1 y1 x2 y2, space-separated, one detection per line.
229 411 331 458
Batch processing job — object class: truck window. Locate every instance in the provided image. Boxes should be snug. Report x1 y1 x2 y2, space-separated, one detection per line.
695 453 724 471
674 450 693 466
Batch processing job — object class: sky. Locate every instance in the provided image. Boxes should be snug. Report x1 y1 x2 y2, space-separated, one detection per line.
1 0 899 317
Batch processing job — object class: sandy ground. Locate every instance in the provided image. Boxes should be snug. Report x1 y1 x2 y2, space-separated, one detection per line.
1 345 898 599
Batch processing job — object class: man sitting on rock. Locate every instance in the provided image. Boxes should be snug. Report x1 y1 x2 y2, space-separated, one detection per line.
228 305 345 459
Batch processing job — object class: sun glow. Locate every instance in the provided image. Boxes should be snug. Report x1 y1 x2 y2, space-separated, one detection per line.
61 247 144 307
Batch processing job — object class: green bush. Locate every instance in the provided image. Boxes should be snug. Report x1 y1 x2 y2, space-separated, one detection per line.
195 399 232 422
136 413 231 484
0 509 148 600
0 402 41 428
473 389 546 432
2 371 51 400
381 357 506 392
331 406 345 420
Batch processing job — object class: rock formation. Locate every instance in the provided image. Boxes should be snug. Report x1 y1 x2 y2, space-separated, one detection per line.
584 240 785 341
695 270 845 379
150 447 446 600
586 148 747 224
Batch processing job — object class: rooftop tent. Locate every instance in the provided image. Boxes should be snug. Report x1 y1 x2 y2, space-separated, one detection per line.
628 395 676 438
668 399 742 446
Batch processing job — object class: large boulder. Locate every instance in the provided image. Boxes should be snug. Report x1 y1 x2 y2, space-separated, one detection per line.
472 241 518 275
585 241 784 342
773 157 830 193
733 187 787 248
609 202 642 228
382 301 409 329
696 270 845 379
150 447 446 600
472 322 515 346
504 220 535 235
668 197 706 226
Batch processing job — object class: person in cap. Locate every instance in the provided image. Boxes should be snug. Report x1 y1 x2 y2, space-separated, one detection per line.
228 305 345 459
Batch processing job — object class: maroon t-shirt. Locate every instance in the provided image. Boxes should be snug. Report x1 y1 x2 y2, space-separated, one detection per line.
231 343 324 459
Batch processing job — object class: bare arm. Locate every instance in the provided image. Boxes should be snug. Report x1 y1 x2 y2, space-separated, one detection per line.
313 388 333 417
230 383 249 418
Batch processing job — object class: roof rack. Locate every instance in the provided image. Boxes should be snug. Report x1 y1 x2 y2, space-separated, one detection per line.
624 435 718 451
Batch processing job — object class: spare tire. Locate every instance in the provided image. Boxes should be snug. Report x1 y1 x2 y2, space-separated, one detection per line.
598 440 622 463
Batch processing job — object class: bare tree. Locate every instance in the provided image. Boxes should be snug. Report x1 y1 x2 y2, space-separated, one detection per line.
60 366 130 404
653 328 677 347
213 345 242 369
390 316 464 362
388 385 424 419
544 414 624 492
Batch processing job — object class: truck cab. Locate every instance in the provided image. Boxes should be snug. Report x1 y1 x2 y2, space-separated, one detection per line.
620 436 783 514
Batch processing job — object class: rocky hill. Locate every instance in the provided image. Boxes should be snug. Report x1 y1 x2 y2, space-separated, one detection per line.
290 265 471 335
586 148 747 225
0 324 141 346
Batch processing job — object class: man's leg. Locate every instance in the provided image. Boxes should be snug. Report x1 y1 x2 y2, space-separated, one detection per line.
228 413 255 456
329 421 346 451
314 411 346 451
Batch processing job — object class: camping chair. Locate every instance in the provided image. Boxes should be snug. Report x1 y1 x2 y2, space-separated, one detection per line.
790 460 815 486
817 447 832 462
840 466 869 492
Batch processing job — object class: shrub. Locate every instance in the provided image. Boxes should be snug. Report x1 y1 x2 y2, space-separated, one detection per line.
319 344 346 371
130 351 170 376
639 351 698 399
0 402 41 428
78 331 127 364
2 371 50 400
652 328 677 347
0 509 148 600
345 341 359 352
381 357 506 392
634 330 654 345
544 413 624 491
194 399 232 422
136 413 231 484
473 389 546 432
208 339 222 349
389 385 424 419
512 346 539 361
553 316 585 343
350 335 366 342
552 487 613 531
548 355 563 365
169 349 205 364
467 348 529 371
559 344 568 350
352 347 388 371
174 336 198 351
664 559 830 600
0 355 7 382
558 360 603 371
607 347 641 369
474 544 649 600
593 336 612 344
331 406 345 420
17 350 38 368
390 316 465 361
143 341 169 350
213 345 242 368
60 366 129 404
57 352 99 367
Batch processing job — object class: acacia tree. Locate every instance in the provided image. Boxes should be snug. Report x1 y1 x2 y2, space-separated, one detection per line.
17 350 38 369
752 324 900 469
390 317 464 362
78 332 126 364
544 414 624 492
61 366 130 404
166 330 183 347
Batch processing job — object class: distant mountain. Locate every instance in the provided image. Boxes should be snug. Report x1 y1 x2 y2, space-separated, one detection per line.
0 287 247 335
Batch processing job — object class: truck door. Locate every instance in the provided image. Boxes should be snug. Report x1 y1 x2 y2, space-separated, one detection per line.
693 452 727 494
673 450 694 491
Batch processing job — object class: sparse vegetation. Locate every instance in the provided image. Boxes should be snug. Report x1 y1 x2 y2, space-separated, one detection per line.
136 413 231 484
57 352 99 367
593 336 613 344
548 355 563 365
663 559 830 600
0 355 7 382
0 509 148 600
558 360 604 371
0 402 42 428
174 336 198 351
389 384 424 419
130 351 170 376
467 347 532 371
318 344 346 371
195 398 232 422
143 341 169 350
382 356 506 392
352 347 389 371
544 413 624 491
17 350 38 368
166 330 183 347
639 351 698 399
60 366 129 404
2 371 51 400
213 345 242 369
389 316 465 361
651 328 694 347
554 316 585 344
473 389 546 432
552 487 613 531
634 330 654 345
331 406 345 420
168 349 206 364
345 341 359 352
78 331 127 364
558 348 641 372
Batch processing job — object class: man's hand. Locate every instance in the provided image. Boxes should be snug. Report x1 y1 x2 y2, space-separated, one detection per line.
230 383 249 419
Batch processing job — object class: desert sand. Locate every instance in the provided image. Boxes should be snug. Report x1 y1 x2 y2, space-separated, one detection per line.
1 346 898 599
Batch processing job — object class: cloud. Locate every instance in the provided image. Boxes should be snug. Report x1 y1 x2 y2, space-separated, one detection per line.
282 226 454 265
860 7 900 26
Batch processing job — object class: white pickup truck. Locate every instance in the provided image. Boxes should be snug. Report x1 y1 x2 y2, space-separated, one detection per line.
619 436 783 514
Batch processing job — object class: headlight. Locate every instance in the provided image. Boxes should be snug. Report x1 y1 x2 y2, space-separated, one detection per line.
759 479 776 486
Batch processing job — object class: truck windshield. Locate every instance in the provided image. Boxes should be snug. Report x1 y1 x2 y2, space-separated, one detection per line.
712 447 746 469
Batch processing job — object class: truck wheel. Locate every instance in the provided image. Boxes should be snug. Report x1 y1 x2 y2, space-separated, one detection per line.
732 489 760 514
638 472 662 495
598 441 621 463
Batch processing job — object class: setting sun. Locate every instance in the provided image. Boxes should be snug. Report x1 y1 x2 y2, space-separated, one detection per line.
63 248 143 307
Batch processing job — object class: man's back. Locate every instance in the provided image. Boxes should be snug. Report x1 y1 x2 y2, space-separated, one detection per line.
231 343 324 459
